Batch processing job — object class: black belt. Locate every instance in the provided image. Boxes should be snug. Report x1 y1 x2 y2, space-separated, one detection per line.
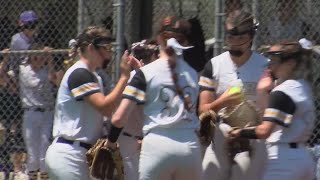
122 132 143 140
56 137 92 150
289 143 298 149
25 107 47 112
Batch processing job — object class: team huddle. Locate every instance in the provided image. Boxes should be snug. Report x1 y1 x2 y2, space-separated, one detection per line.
32 9 315 180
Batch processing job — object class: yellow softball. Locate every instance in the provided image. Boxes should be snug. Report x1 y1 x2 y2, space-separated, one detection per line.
228 86 242 94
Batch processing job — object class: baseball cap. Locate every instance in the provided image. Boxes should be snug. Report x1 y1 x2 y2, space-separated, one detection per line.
19 10 38 24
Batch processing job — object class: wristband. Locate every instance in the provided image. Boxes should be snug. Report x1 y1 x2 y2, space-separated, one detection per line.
239 128 258 139
108 124 123 143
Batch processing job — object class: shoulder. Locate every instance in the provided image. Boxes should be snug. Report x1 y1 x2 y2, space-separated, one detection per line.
139 59 164 77
11 33 23 48
273 80 308 102
274 80 303 91
11 33 20 41
211 51 230 64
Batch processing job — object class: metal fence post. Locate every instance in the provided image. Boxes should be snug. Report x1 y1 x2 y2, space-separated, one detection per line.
114 0 125 81
77 0 84 35
252 0 258 50
214 0 224 57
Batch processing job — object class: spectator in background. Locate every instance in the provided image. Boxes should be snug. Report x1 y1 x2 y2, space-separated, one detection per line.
225 0 243 15
0 10 39 180
19 43 56 180
36 3 66 87
9 10 39 76
0 49 25 180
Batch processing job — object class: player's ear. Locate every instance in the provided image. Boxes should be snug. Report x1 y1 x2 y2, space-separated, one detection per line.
87 44 95 52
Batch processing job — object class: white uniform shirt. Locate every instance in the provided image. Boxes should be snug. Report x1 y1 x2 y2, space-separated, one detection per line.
123 57 199 135
52 61 104 144
19 63 55 109
199 51 268 102
264 79 315 143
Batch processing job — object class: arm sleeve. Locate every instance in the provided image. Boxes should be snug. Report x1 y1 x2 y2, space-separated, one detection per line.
67 68 100 101
263 91 296 127
199 60 216 91
122 69 147 104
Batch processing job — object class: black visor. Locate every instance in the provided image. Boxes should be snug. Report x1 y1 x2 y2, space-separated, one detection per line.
264 50 301 62
92 37 114 47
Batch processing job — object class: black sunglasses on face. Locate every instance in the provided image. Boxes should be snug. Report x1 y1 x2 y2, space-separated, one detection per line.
264 51 299 61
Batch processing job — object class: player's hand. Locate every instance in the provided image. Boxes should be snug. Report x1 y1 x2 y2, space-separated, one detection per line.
104 139 117 150
119 50 132 79
43 46 53 52
1 48 10 59
129 56 144 69
256 69 274 94
0 49 10 76
228 128 242 140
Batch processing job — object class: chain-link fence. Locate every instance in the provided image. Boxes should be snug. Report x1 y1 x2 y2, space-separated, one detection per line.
0 1 116 179
0 0 319 179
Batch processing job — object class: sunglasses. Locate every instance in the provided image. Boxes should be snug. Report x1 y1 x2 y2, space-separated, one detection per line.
96 44 113 52
264 50 299 60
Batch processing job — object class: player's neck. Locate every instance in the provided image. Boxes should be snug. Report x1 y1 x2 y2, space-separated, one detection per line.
79 57 97 72
231 50 252 67
159 49 170 60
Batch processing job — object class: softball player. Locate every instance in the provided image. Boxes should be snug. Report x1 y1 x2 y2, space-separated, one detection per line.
229 39 316 180
45 26 135 180
106 16 202 180
199 10 268 180
118 39 158 180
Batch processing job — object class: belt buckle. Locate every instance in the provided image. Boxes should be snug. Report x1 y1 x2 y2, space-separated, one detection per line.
36 107 45 112
289 143 298 149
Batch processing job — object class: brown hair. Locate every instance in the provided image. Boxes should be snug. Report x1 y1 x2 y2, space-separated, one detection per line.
158 16 192 111
131 38 159 64
70 26 112 59
268 40 313 82
225 10 257 36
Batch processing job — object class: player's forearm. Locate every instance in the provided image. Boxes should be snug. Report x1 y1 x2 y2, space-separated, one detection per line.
256 92 269 112
200 98 225 113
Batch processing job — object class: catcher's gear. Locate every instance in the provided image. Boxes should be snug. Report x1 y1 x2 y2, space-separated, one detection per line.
218 100 260 128
86 139 124 180
197 110 217 146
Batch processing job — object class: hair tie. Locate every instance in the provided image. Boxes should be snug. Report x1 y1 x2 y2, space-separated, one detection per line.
166 38 193 56
298 38 313 50
69 39 77 49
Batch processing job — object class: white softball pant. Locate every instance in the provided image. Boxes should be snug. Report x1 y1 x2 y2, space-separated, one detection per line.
202 123 267 180
45 138 90 180
118 133 141 180
262 143 315 180
22 110 53 172
139 128 202 180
